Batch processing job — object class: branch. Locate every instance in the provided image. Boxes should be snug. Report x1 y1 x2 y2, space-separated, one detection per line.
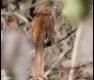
43 29 77 77
1 11 30 24
55 29 77 44
48 29 77 48
68 26 82 80
44 48 72 78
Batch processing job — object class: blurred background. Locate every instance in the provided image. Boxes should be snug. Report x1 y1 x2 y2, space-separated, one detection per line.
1 0 93 80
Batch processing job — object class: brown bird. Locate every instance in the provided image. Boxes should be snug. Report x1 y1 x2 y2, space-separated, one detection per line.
30 2 54 79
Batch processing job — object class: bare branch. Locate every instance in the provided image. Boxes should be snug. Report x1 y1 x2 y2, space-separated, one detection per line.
47 29 77 48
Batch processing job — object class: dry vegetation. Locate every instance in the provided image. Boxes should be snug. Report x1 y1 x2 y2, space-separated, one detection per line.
1 0 93 80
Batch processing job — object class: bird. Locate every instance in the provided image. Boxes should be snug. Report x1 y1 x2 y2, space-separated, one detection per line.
29 2 54 79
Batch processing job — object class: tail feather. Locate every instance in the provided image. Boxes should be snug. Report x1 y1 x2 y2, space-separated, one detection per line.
33 44 44 78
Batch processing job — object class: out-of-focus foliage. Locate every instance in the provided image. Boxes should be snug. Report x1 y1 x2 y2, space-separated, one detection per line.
61 0 92 22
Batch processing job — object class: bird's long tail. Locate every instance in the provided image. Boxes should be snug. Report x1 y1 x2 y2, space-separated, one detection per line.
33 43 44 79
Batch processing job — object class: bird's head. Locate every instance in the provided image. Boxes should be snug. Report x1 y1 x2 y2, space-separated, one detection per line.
37 1 54 14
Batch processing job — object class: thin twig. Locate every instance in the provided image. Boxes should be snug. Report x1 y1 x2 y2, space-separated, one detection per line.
44 48 72 77
14 12 29 23
48 29 77 48
68 26 82 80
